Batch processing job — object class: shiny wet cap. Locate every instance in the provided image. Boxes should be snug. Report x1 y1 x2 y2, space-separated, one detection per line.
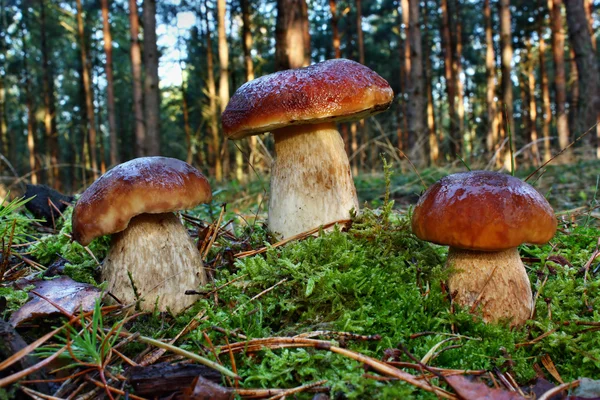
221 59 394 139
411 171 556 251
72 157 212 246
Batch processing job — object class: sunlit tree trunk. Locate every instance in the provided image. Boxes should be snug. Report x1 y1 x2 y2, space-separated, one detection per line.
452 0 465 153
499 0 514 170
355 0 370 170
567 47 579 136
40 0 60 188
101 0 119 166
329 0 341 58
525 37 539 162
275 0 310 70
549 0 571 159
441 0 458 157
484 0 498 154
565 0 600 157
128 0 145 157
539 26 553 162
423 1 438 165
22 11 38 185
142 0 161 155
203 1 221 181
76 0 98 180
406 0 426 165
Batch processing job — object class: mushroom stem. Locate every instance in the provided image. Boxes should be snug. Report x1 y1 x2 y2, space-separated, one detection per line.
447 247 533 326
102 213 206 313
269 122 359 239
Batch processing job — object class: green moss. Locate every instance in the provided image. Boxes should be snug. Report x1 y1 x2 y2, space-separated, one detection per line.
0 287 28 319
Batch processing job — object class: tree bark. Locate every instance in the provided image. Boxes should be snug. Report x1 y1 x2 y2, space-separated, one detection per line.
406 0 426 165
484 0 498 154
241 0 254 81
203 1 221 181
76 0 98 180
526 37 539 163
40 0 60 189
22 11 38 185
452 0 465 150
567 47 579 136
101 0 119 166
142 0 161 155
275 0 311 70
539 15 552 162
499 0 515 170
0 0 6 163
128 0 145 157
550 0 571 159
329 0 341 58
423 1 438 165
440 0 458 157
565 0 600 157
355 0 369 170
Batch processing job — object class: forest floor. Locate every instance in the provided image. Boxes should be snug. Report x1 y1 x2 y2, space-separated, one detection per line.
1 158 600 399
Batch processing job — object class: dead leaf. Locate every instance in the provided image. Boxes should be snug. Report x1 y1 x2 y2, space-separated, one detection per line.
182 375 233 400
9 276 101 327
445 375 526 400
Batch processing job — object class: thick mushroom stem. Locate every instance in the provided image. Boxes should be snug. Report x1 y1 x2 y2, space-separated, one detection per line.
269 122 359 239
447 247 533 327
102 213 206 313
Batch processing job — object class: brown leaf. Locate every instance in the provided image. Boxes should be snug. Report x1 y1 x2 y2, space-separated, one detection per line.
9 276 101 327
182 375 233 400
445 375 526 400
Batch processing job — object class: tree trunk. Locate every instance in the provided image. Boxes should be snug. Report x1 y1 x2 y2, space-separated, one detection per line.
203 1 221 181
406 0 426 165
128 0 145 157
484 0 498 154
275 0 311 70
241 0 254 81
499 0 514 170
329 0 341 58
40 0 60 189
355 0 369 170
538 15 552 162
550 0 571 159
142 0 161 155
565 0 600 157
567 47 579 136
0 0 6 163
441 0 458 157
76 0 98 180
22 12 38 185
583 0 595 51
452 0 465 152
101 0 119 166
526 37 539 163
423 0 438 165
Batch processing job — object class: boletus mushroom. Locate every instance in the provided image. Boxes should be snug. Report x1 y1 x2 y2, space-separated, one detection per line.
72 157 212 313
411 171 557 326
221 59 394 239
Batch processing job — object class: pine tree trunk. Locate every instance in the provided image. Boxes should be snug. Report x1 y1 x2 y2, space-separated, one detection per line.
452 0 466 152
406 0 426 166
355 0 369 170
142 0 161 155
101 0 119 166
565 0 600 157
441 0 458 157
499 0 515 170
203 2 221 181
550 0 571 159
275 0 311 70
583 0 595 51
40 0 60 189
329 0 341 58
539 20 553 162
526 37 539 163
423 1 438 165
76 0 98 180
0 0 6 163
484 0 498 154
567 47 579 136
128 0 145 157
241 0 259 175
22 12 38 185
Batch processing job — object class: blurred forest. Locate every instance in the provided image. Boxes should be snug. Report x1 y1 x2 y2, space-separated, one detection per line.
0 0 598 194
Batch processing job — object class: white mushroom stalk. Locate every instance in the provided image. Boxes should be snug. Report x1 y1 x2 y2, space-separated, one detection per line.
102 213 206 313
269 123 358 238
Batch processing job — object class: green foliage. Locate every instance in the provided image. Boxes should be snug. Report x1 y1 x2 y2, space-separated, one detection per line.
0 286 28 319
0 195 37 245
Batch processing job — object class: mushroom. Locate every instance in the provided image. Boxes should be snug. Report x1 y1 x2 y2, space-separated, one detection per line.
411 171 556 326
221 59 394 239
72 157 212 313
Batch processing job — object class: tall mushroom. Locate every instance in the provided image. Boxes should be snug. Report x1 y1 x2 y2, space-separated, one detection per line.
72 157 212 313
221 59 394 239
411 171 557 326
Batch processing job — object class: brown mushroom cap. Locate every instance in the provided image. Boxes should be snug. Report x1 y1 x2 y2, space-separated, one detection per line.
412 171 556 251
72 157 212 246
221 59 394 140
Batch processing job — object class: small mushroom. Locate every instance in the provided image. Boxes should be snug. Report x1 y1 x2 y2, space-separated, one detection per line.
221 59 394 239
72 157 212 313
411 171 557 326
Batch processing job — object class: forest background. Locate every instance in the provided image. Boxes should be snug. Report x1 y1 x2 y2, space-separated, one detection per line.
0 0 598 194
